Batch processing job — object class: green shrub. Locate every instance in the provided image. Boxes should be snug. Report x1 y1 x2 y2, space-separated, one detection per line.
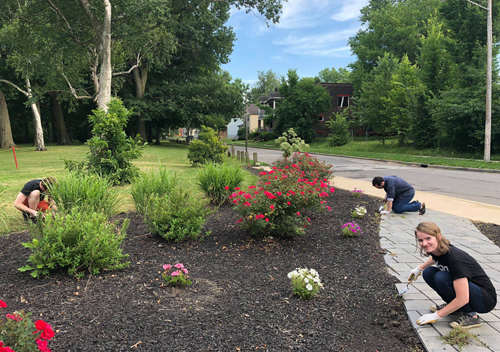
326 114 350 147
272 152 333 180
250 130 260 139
197 162 245 204
232 163 334 238
144 187 214 242
131 168 177 215
274 128 309 157
259 131 274 141
187 126 228 166
48 173 119 218
19 209 130 278
65 98 145 185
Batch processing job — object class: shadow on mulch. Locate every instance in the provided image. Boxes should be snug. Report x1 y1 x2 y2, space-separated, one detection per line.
0 189 423 351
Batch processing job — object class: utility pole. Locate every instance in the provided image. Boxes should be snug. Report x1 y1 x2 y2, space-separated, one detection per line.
484 0 492 162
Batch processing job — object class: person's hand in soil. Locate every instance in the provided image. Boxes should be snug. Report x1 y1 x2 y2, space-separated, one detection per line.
416 312 441 325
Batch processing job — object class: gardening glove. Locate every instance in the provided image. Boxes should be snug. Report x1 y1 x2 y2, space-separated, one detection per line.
408 266 424 283
380 210 390 215
416 312 441 325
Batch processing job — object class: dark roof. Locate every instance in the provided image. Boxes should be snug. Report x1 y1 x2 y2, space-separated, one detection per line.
246 103 259 114
269 92 281 98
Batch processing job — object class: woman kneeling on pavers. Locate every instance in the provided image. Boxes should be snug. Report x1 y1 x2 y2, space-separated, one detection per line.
409 222 497 329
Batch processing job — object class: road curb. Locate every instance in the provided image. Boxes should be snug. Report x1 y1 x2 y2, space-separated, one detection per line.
229 144 500 174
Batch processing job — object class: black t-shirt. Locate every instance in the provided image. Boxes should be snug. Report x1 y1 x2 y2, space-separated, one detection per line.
20 179 44 201
432 244 497 312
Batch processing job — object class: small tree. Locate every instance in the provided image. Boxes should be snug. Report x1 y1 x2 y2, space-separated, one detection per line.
65 98 145 185
326 111 350 147
274 128 309 157
188 126 228 166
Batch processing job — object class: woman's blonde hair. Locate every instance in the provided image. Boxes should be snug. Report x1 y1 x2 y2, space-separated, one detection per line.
415 221 450 256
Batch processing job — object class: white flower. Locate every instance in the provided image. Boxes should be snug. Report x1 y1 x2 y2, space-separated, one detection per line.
306 284 313 291
288 270 299 278
304 277 309 283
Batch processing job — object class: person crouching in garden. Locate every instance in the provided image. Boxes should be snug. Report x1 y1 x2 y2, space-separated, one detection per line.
13 177 57 224
409 222 497 329
372 175 425 215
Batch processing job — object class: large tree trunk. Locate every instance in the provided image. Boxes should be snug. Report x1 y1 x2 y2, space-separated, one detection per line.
93 0 112 111
147 122 153 143
132 64 148 140
0 89 15 149
48 91 72 145
27 79 46 151
155 121 161 145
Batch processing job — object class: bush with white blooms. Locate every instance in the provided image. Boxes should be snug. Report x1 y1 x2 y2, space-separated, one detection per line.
351 205 367 219
287 268 324 299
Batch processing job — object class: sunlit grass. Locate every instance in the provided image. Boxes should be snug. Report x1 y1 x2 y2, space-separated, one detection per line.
0 141 257 234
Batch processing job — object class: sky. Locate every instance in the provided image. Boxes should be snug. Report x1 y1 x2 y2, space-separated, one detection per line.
221 0 370 86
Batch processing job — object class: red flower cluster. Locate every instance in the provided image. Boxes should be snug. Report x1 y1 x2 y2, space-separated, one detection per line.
0 341 15 352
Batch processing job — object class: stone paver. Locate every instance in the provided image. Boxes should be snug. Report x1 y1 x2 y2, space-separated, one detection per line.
380 209 500 352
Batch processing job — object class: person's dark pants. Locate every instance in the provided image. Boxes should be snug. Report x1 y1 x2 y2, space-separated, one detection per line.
392 190 421 213
423 266 487 316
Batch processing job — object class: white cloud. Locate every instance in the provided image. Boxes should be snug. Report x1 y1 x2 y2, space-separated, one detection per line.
330 0 370 21
277 0 331 29
274 28 358 57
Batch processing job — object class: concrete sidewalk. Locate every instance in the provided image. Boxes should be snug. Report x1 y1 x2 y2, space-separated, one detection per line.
332 178 500 351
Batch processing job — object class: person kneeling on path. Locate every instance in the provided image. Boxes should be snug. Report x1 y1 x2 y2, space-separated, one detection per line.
410 222 497 329
13 177 57 223
372 175 425 215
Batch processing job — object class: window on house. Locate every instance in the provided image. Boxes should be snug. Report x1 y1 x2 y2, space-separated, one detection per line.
338 95 349 108
318 114 325 122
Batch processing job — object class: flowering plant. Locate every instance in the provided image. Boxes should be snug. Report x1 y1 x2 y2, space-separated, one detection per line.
342 222 362 237
0 300 55 352
351 206 367 219
161 263 192 287
287 268 324 299
231 160 334 237
350 188 363 198
272 152 332 180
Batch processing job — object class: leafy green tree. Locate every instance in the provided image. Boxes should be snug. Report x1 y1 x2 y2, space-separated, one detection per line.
326 112 350 147
356 53 399 144
316 67 351 83
66 99 145 185
274 70 331 143
389 55 426 146
248 70 282 102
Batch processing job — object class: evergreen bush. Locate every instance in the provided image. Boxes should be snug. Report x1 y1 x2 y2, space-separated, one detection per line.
326 114 350 147
187 126 228 166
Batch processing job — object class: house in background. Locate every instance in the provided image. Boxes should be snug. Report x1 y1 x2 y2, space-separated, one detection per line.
313 83 354 138
245 104 260 134
257 83 353 138
226 117 243 139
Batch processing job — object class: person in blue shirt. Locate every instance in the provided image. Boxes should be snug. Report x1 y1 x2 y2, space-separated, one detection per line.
372 175 425 215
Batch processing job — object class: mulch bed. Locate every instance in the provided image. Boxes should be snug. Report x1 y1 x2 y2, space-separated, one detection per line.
0 189 423 351
473 221 500 247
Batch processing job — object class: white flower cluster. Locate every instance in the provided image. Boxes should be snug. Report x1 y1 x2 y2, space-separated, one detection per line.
287 268 324 291
353 206 367 217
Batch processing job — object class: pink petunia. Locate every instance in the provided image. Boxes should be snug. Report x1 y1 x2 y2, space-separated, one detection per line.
171 271 180 276
163 264 172 271
174 263 184 269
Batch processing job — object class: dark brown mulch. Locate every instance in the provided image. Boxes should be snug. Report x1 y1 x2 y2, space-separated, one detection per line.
473 221 500 246
0 189 422 351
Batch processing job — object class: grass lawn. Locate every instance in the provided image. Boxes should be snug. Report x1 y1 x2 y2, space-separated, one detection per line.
0 141 257 235
225 137 500 170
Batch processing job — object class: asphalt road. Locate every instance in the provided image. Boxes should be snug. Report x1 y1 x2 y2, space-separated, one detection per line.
232 145 500 207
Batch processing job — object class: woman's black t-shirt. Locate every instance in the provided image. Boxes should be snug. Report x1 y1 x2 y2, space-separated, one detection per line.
432 244 497 312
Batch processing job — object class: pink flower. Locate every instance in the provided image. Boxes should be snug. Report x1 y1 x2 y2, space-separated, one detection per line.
6 313 22 321
296 212 300 216
265 218 269 222
276 192 282 196
174 263 184 269
236 218 243 223
0 301 6 309
37 338 49 351
307 218 311 222
224 186 229 190
182 268 189 274
287 201 291 205
235 187 240 190
326 206 331 211
270 205 274 210
163 264 172 271
0 343 15 352
330 187 335 193
259 172 267 175
171 271 180 276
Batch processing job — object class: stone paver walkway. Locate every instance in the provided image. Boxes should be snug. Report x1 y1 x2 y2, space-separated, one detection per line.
381 209 500 351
